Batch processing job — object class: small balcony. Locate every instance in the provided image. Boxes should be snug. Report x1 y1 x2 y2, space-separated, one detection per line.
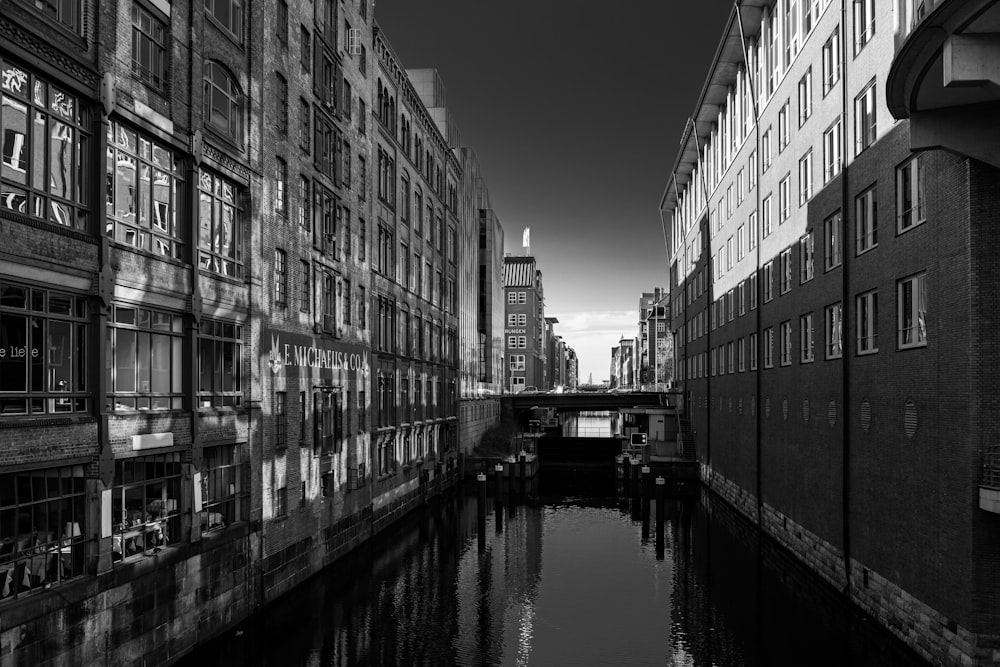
979 445 1000 513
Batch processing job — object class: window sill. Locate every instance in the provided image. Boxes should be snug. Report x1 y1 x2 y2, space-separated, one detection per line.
897 343 927 352
856 349 879 357
897 219 927 236
856 245 878 257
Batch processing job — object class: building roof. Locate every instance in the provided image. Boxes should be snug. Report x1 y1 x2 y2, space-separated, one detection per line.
504 256 536 287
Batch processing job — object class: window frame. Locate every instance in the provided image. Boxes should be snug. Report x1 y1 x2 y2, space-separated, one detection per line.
897 273 927 350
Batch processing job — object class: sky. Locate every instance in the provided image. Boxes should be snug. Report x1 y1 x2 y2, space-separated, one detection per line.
376 1 733 382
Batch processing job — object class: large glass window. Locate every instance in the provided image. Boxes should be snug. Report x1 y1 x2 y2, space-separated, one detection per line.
0 464 87 599
854 81 877 155
107 121 182 258
198 169 244 278
132 3 167 90
201 444 249 532
203 61 243 142
825 212 842 270
1 61 89 230
0 282 89 416
198 319 243 407
111 453 182 563
826 302 843 359
106 304 184 411
205 0 243 42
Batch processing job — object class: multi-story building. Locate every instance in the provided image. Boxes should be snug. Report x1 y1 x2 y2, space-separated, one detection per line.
566 348 579 390
660 1 1000 664
0 1 493 663
369 28 460 520
258 0 374 599
503 255 545 392
610 337 637 390
456 146 504 451
638 288 673 390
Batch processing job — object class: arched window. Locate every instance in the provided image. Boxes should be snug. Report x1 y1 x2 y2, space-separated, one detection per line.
203 61 243 142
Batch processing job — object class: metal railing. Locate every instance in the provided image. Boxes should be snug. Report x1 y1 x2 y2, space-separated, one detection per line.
982 446 1000 489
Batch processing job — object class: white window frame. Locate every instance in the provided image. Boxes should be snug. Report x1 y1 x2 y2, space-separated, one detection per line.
823 118 842 183
799 150 813 204
854 80 877 155
764 327 774 368
822 27 841 96
800 231 814 283
779 175 790 222
780 249 792 294
824 212 842 270
798 67 812 126
780 321 792 366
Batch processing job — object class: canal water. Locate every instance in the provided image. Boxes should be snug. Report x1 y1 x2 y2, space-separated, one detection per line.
182 472 929 666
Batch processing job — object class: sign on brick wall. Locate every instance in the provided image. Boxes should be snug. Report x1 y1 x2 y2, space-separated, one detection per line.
265 330 369 378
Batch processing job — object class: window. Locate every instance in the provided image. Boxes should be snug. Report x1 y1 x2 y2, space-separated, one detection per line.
764 327 774 368
343 279 351 325
275 392 287 447
780 249 792 294
825 303 843 358
358 286 366 328
203 62 243 142
201 444 249 532
762 127 772 170
764 261 774 302
205 0 243 42
748 151 757 189
321 270 336 333
359 156 367 199
780 321 792 366
275 74 288 135
738 224 746 260
750 272 758 310
0 283 89 415
132 3 167 90
360 45 367 76
198 169 244 278
856 186 877 254
897 156 925 232
510 355 525 371
822 118 842 184
359 98 366 134
798 68 812 126
276 0 288 44
359 218 366 261
822 28 841 95
273 451 287 517
799 151 813 204
824 212 842 270
107 121 183 257
299 99 311 154
0 465 87 595
750 332 758 370
274 249 287 306
739 337 746 372
518 336 527 349
299 260 310 312
778 100 789 152
854 0 874 54
297 176 311 230
728 342 735 374
737 169 745 204
854 81 876 155
275 157 287 219
107 304 184 411
800 313 814 362
313 389 342 455
2 63 90 230
300 26 311 72
198 319 243 407
898 273 927 349
857 290 878 354
727 236 734 270
778 175 790 222
762 195 772 237
112 453 181 562
797 232 814 284
726 185 733 218
728 289 735 321
749 211 758 249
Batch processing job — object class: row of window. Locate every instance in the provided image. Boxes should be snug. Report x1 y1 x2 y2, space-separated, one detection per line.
375 425 444 478
680 274 926 381
0 450 249 600
272 250 366 334
371 295 456 364
372 228 457 310
374 372 456 430
710 154 925 284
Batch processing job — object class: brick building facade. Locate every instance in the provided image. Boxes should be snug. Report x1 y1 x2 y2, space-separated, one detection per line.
0 1 484 663
660 1 1000 664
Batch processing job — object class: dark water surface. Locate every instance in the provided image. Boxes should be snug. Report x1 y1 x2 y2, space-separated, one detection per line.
181 474 929 666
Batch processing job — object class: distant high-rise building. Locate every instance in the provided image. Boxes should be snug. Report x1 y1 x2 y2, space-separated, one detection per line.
504 256 545 391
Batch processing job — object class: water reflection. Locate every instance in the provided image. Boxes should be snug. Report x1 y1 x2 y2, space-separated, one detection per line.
182 478 928 666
